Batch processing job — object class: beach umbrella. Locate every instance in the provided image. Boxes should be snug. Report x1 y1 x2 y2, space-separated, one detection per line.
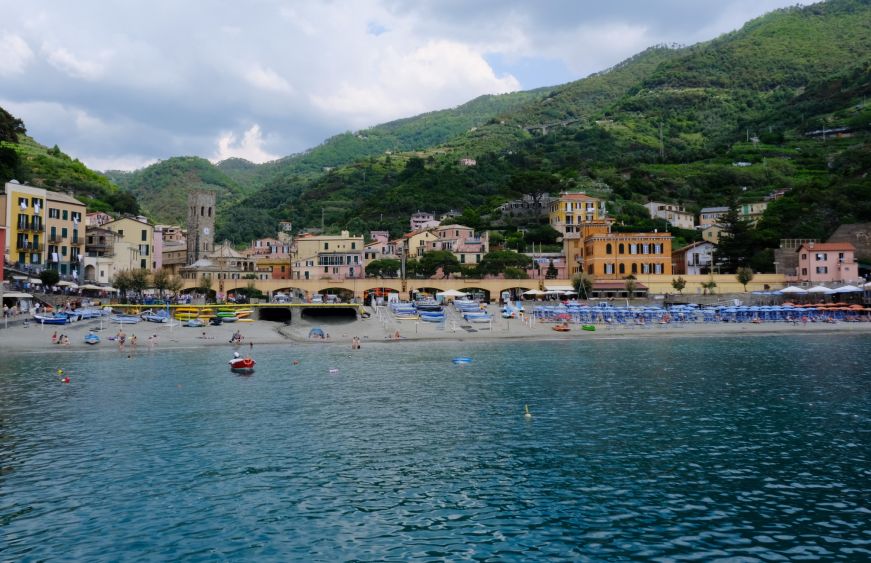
780 286 807 294
807 285 834 294
832 285 863 293
436 289 468 298
56 281 78 288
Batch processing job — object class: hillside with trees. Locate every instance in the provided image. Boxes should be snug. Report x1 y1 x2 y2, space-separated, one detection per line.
0 109 139 215
217 0 869 263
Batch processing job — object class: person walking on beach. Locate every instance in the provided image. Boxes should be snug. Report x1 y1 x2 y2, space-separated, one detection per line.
51 331 58 344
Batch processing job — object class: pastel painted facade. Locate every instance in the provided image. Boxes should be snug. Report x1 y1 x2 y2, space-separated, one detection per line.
1 181 86 278
245 237 291 258
293 231 364 263
549 192 607 236
410 211 439 231
401 230 439 258
699 207 729 229
583 232 673 277
161 240 188 276
672 241 717 275
702 224 723 244
795 242 859 284
103 216 155 271
86 211 113 227
740 201 768 226
644 202 695 230
525 253 568 280
428 224 489 266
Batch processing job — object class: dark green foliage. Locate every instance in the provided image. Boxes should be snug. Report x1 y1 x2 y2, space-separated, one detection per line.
418 251 461 278
365 259 401 278
39 269 60 287
477 251 533 276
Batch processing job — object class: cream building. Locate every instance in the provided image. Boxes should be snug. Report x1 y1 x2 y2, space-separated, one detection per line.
102 216 155 271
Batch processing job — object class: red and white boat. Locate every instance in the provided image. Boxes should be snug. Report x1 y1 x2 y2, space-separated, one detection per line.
229 357 256 372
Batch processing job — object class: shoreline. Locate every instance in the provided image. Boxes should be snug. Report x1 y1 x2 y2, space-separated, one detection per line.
2 307 870 354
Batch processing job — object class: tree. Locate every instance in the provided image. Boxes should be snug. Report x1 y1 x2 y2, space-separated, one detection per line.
736 267 754 292
196 275 214 298
545 260 558 279
509 171 557 208
152 268 183 300
624 275 637 299
477 250 532 277
701 280 717 295
716 202 754 273
571 272 594 299
39 269 60 288
366 258 401 278
129 269 150 299
671 276 687 294
112 270 133 303
418 251 461 278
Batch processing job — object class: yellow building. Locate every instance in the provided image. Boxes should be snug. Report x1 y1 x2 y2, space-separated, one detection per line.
703 224 723 244
583 231 673 277
740 201 768 226
292 230 364 262
548 192 608 236
1 180 86 277
546 191 673 277
102 215 155 271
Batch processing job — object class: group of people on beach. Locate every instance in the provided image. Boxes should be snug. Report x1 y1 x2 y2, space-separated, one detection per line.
351 336 362 349
50 331 70 346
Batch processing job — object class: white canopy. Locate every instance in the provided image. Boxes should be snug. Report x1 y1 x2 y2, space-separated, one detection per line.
544 285 575 293
807 285 834 294
2 292 33 298
79 284 106 290
28 278 42 284
832 285 863 293
780 286 807 294
865 281 871 288
523 289 546 295
56 280 78 288
436 289 468 297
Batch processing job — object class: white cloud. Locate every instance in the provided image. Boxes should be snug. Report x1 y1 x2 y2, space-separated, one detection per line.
0 0 820 170
213 124 278 164
43 45 105 80
0 33 34 75
245 65 294 94
311 40 519 126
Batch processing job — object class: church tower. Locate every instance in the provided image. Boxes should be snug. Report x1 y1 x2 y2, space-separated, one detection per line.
186 190 215 265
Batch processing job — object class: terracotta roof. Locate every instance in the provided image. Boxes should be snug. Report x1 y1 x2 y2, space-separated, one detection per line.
797 242 856 252
46 190 85 205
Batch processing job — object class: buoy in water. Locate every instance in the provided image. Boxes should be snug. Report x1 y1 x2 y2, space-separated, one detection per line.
524 404 532 419
62 377 70 384
452 357 472 364
328 368 339 374
292 360 300 365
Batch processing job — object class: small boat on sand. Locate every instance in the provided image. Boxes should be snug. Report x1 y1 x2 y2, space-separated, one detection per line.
34 313 70 325
84 332 101 345
184 318 205 328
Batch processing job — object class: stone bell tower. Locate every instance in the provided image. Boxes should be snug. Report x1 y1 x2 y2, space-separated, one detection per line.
186 190 215 265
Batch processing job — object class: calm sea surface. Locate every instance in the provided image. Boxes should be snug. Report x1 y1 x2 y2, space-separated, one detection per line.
1 334 869 561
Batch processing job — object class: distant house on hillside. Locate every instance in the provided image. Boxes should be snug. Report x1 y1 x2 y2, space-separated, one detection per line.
794 242 859 284
698 207 729 229
644 201 695 230
410 211 439 231
672 241 716 276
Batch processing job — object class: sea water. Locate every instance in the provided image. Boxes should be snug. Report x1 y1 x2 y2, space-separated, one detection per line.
1 335 869 560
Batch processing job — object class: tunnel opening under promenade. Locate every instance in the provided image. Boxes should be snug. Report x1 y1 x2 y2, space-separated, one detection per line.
258 307 292 323
299 306 359 321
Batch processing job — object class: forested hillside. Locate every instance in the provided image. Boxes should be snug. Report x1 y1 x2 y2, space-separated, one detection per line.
220 0 869 260
0 108 139 215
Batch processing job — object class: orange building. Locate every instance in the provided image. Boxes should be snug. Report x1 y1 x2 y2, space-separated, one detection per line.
583 231 673 277
549 191 672 277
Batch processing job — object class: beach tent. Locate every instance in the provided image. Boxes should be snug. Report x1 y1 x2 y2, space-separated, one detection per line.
522 289 546 295
807 285 834 294
436 289 468 298
832 285 863 293
545 285 576 294
308 327 325 339
780 286 808 294
56 281 78 288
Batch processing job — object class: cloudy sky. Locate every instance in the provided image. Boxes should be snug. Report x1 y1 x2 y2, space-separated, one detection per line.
0 0 815 171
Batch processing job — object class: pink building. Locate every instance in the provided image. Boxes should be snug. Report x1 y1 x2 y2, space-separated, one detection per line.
427 224 489 266
795 242 859 284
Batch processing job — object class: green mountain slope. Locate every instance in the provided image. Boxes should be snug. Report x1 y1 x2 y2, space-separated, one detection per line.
217 88 553 188
109 156 252 226
228 0 870 253
0 113 139 215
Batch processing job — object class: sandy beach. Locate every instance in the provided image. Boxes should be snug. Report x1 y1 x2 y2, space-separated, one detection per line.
2 303 870 354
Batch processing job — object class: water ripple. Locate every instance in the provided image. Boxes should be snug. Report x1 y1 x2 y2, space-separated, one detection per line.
1 335 869 560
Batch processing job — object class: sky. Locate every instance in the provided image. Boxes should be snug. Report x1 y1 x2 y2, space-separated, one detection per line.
0 0 816 172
